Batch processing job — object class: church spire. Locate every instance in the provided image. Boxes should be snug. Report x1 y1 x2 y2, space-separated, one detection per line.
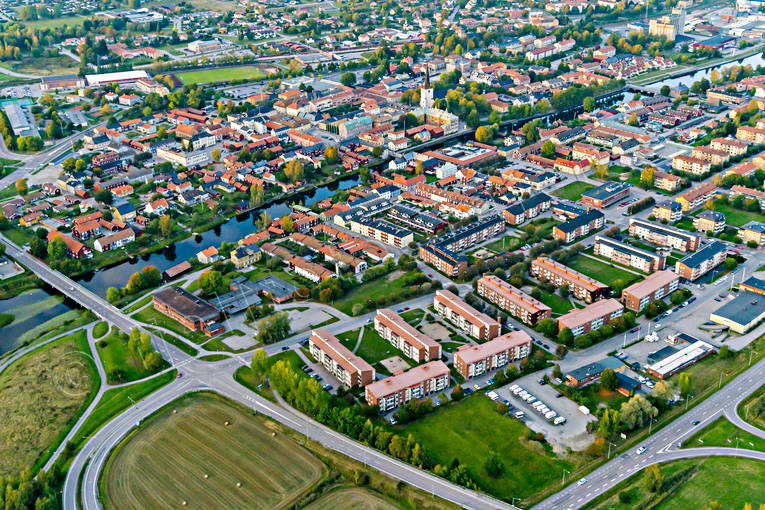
423 66 430 88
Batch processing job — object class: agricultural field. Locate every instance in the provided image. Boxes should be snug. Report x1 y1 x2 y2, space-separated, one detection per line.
552 182 595 201
402 395 573 503
589 457 765 510
304 488 401 510
176 65 269 85
0 331 97 477
102 394 325 510
567 255 643 288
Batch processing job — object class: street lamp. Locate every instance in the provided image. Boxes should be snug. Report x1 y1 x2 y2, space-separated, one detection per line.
719 369 730 389
607 440 617 459
648 417 657 435
685 393 693 411
749 349 759 367
562 469 571 486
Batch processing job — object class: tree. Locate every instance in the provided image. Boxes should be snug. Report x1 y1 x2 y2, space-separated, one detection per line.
600 368 618 391
340 72 357 87
352 303 364 316
324 145 339 162
15 178 27 196
640 167 655 189
520 121 540 143
652 380 675 401
598 408 620 437
47 237 68 260
256 311 291 344
158 215 173 237
620 395 658 429
645 464 664 493
281 215 295 234
583 96 596 112
251 349 268 378
94 189 113 205
143 351 162 371
678 372 692 395
660 85 671 96
628 113 639 127
198 270 223 296
284 159 304 183
724 257 738 271
541 140 556 158
484 452 505 477
212 148 221 162
250 184 264 207
670 290 686 305
475 125 493 143
559 327 574 346
536 317 557 337
106 287 120 303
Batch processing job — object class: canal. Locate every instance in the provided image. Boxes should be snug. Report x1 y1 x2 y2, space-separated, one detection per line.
645 51 765 90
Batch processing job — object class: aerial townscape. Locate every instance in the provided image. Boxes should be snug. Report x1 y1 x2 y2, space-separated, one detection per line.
0 0 765 509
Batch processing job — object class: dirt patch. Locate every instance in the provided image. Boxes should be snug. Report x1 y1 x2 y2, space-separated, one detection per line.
380 356 409 373
472 248 495 259
385 270 404 281
420 322 452 341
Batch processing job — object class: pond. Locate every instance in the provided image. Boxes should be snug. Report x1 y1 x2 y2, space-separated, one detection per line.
74 173 361 296
0 287 74 355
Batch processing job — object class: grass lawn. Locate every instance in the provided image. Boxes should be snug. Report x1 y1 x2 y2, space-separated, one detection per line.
68 370 176 456
339 327 414 366
236 349 307 400
332 272 412 316
553 181 595 201
440 341 464 353
682 416 765 452
96 327 168 384
304 488 401 510
122 294 153 314
21 15 85 30
738 384 765 431
132 306 210 344
101 394 325 510
484 235 522 253
401 396 573 502
589 457 765 510
521 217 560 238
15 309 94 347
400 308 425 324
201 329 251 353
93 321 109 339
0 330 97 477
567 255 643 287
176 65 268 85
538 291 573 316
696 203 765 227
147 328 199 356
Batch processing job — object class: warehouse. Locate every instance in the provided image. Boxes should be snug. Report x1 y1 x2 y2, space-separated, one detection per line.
646 340 714 379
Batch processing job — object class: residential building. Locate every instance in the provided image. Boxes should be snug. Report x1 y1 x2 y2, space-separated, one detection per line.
477 274 552 326
433 289 500 341
348 218 413 248
654 170 681 192
453 330 532 379
152 287 223 336
710 137 748 156
374 308 441 362
502 193 552 225
581 182 631 209
691 146 729 166
93 228 135 252
628 219 700 252
365 361 450 412
651 200 683 223
672 154 711 176
418 243 467 277
388 203 446 234
556 298 624 335
675 241 727 281
736 125 765 144
46 231 92 259
531 257 610 303
231 245 261 268
694 210 726 234
553 209 605 243
675 181 717 212
197 246 220 264
739 221 765 246
309 329 375 387
289 256 335 283
621 270 680 312
593 236 666 272
435 215 505 253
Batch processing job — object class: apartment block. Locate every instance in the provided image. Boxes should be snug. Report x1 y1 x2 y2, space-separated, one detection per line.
693 210 726 234
736 125 765 144
477 274 552 326
365 361 450 412
434 289 500 341
621 270 680 312
557 298 624 336
374 308 441 362
531 257 610 303
710 137 748 157
503 193 552 225
691 146 729 166
628 218 700 252
593 236 666 272
675 181 717 212
418 243 467 277
653 170 681 192
580 182 631 208
436 215 505 253
453 330 532 379
309 329 375 387
651 200 683 223
348 218 414 248
739 221 765 247
675 241 727 281
672 154 711 176
553 209 605 243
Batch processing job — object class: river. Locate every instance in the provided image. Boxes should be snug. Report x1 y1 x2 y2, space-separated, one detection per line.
73 173 361 296
0 287 74 354
645 51 765 90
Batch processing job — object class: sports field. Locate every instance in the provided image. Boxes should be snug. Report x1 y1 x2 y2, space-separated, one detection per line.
102 394 325 510
304 488 401 510
176 65 269 85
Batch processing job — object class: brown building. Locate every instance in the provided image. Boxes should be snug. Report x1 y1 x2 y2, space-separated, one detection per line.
557 298 624 336
552 209 605 243
453 330 532 379
309 329 375 387
418 243 467 277
374 308 441 362
621 270 679 312
365 361 450 412
434 289 500 340
531 257 610 303
477 274 552 326
593 236 666 273
628 219 700 252
152 287 223 336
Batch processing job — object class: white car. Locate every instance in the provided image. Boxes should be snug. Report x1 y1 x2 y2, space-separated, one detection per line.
637 446 647 455
577 478 587 486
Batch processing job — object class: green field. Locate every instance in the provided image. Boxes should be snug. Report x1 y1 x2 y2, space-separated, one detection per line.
332 271 414 315
133 305 209 343
102 394 325 510
553 182 595 201
484 235 522 253
738 384 765 431
0 331 97 477
97 327 166 384
122 294 153 314
176 66 268 85
402 396 572 502
538 291 574 315
695 203 765 228
589 457 765 510
20 15 86 30
93 321 109 339
337 327 414 366
304 488 401 510
567 255 643 287
682 416 765 452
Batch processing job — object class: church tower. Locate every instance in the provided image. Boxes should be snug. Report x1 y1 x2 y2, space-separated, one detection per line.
420 66 434 109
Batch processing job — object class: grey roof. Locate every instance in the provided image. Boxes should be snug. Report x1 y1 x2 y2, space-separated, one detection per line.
647 346 678 365
712 290 765 327
581 181 631 201
250 275 298 299
556 209 604 234
677 241 726 270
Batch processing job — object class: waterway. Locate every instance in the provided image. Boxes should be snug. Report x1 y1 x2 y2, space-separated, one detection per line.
74 173 361 296
0 287 74 354
646 51 765 90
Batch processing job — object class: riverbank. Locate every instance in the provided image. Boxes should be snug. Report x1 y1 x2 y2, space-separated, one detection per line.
631 46 765 86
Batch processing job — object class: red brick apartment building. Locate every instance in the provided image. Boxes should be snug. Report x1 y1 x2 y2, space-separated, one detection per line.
531 257 609 303
309 329 375 387
418 243 467 277
152 287 223 336
365 361 450 412
453 330 532 379
477 274 552 326
433 289 500 341
621 270 679 312
374 308 441 362
556 298 624 336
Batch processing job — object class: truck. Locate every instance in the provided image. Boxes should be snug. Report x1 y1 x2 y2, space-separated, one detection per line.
578 405 590 415
545 410 557 420
509 384 520 392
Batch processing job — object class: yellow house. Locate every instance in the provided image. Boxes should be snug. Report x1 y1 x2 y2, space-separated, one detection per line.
19 212 42 226
230 246 261 269
112 203 136 222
